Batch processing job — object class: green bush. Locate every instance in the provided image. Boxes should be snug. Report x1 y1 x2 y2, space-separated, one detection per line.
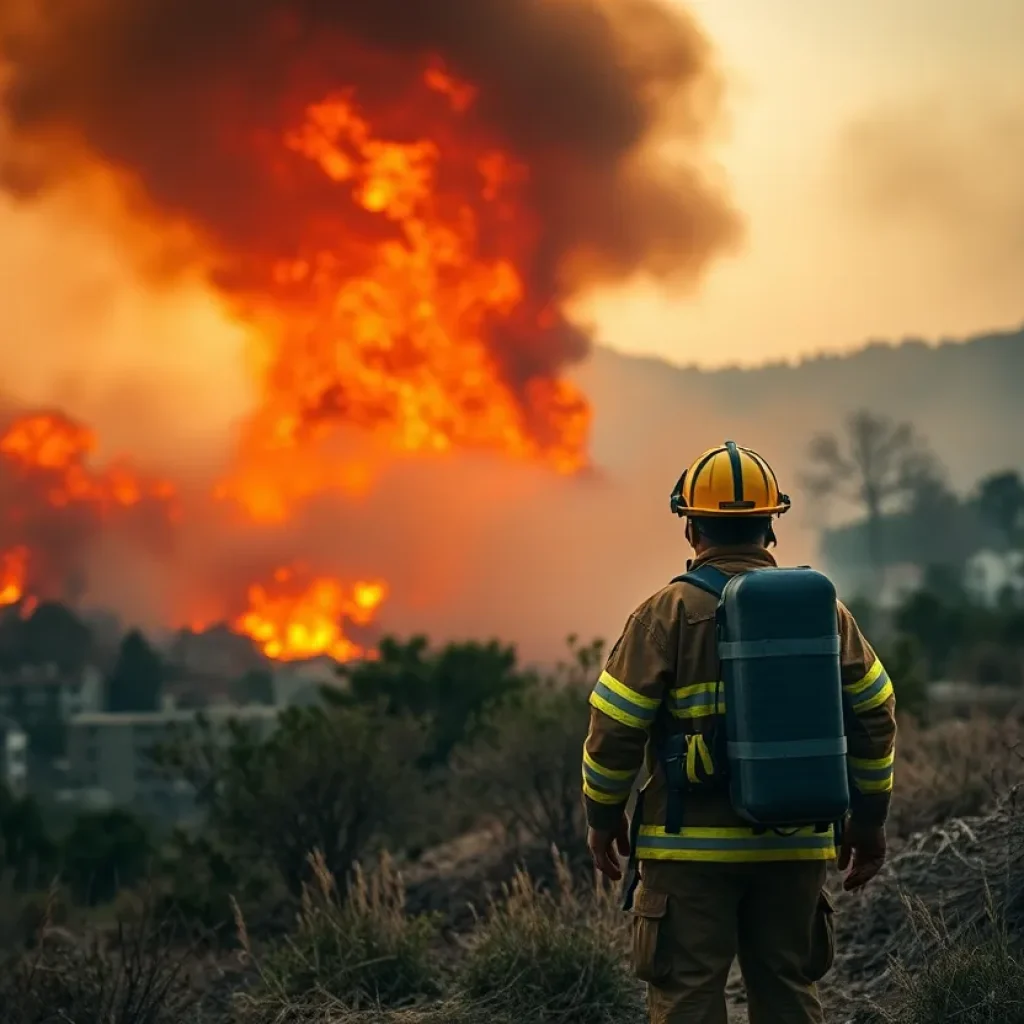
459 855 641 1024
155 702 429 897
454 637 603 857
240 851 441 1015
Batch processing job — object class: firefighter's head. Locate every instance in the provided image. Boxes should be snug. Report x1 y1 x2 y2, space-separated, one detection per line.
669 441 790 551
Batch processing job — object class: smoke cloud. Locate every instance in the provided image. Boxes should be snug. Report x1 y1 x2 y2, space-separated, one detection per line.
0 0 744 656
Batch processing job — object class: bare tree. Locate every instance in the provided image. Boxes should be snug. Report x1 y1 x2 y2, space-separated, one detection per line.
802 411 940 574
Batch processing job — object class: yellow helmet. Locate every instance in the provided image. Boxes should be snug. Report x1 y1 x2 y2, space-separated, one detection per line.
670 441 791 518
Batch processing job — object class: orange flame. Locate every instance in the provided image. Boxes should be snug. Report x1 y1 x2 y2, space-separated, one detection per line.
0 546 29 607
0 412 179 517
233 565 387 663
218 59 590 523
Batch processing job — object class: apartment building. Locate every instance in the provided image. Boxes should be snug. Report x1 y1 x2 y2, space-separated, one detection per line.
0 663 104 731
0 716 28 796
66 704 281 818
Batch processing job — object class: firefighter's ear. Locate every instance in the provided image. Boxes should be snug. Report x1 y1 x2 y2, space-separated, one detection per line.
684 519 695 547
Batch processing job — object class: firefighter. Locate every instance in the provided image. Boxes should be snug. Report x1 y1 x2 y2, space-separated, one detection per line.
582 442 896 1024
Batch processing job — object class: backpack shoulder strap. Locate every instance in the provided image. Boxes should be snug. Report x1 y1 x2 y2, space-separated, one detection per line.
669 564 731 599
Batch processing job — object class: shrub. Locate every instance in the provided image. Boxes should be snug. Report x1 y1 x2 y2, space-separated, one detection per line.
459 853 641 1024
454 637 603 857
61 808 153 906
156 702 429 896
239 851 441 1016
0 902 199 1024
865 903 1024 1024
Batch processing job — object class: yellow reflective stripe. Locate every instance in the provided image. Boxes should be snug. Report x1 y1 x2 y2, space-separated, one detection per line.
581 748 636 798
582 748 634 781
853 775 893 794
636 824 836 863
599 671 660 709
670 681 716 700
855 679 893 712
848 751 895 771
846 659 884 695
638 847 836 863
583 781 628 805
844 659 893 714
849 747 895 795
668 681 725 719
589 690 649 730
589 670 661 730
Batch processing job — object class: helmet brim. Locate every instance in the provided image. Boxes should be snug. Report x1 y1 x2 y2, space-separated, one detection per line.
674 503 791 518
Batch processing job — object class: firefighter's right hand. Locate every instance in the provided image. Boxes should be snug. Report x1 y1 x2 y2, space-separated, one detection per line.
588 815 630 881
838 820 886 891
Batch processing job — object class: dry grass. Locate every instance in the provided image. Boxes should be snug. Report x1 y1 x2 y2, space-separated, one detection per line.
859 902 1024 1024
0 896 201 1024
887 714 1024 839
458 849 641 1024
235 851 442 1020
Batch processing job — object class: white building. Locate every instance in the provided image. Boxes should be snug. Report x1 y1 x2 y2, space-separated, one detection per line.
0 663 104 728
271 655 351 707
65 704 281 817
0 716 28 797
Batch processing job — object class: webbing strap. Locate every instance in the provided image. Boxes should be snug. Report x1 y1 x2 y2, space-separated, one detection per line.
719 636 841 660
669 564 730 598
621 790 646 912
727 737 848 760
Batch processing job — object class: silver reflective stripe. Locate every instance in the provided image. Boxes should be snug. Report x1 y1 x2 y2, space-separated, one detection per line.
728 737 848 760
719 636 841 659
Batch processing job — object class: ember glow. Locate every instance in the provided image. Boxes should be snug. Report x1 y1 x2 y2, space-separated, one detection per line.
0 546 28 607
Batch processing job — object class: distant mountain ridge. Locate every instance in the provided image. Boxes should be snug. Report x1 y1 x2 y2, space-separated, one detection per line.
577 322 1024 493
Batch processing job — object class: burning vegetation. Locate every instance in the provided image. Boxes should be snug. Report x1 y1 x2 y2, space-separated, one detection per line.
0 0 738 661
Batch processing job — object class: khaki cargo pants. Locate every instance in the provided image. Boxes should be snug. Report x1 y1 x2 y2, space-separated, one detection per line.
632 860 834 1024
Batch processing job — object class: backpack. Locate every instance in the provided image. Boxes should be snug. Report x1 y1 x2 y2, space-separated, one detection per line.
665 562 850 832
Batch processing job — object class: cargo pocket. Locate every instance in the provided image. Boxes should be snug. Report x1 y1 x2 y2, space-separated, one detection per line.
804 888 836 982
631 887 670 983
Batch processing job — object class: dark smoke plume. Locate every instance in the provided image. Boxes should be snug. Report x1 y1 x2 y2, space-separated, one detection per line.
0 0 739 390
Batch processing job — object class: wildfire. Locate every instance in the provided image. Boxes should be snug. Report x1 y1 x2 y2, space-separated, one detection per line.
0 546 28 607
217 58 591 522
233 566 387 663
0 412 178 516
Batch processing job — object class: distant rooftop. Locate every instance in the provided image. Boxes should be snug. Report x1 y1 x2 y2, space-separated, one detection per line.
70 704 281 727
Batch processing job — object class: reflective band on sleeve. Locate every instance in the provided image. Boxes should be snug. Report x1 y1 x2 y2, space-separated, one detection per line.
582 748 637 796
727 737 848 760
843 659 893 714
848 749 895 794
719 636 841 659
589 670 660 730
669 681 725 719
636 824 836 863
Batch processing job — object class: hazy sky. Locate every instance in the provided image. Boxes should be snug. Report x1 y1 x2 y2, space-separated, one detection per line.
582 0 1024 366
1 0 1021 447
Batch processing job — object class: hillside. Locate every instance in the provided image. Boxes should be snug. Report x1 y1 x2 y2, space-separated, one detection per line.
335 323 1024 659
577 322 1024 491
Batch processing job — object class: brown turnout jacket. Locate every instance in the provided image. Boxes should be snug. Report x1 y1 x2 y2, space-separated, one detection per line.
582 547 897 862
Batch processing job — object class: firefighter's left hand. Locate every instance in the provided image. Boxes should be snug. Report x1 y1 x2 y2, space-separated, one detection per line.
588 815 630 881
